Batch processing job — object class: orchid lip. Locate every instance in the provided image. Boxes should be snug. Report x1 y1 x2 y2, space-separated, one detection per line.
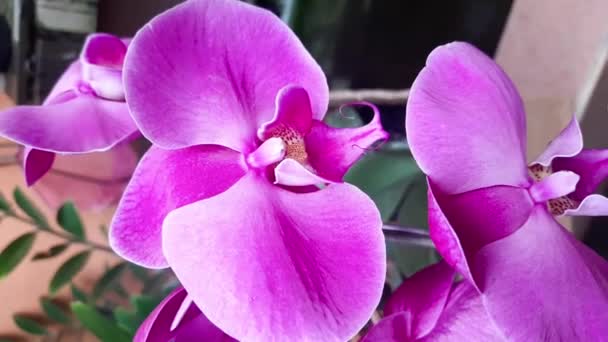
528 164 581 215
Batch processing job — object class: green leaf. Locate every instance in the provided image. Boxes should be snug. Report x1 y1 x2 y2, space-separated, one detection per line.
397 176 429 229
132 295 162 319
56 202 85 239
0 232 36 278
31 243 69 261
71 284 89 302
388 178 437 277
345 150 422 220
113 308 140 335
13 315 48 335
40 298 70 324
0 193 13 213
71 302 132 342
49 251 91 294
92 263 126 299
13 188 49 229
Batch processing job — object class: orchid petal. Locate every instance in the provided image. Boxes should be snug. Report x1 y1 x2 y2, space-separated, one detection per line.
81 33 127 100
110 145 246 268
422 282 505 341
124 0 328 151
384 261 455 338
162 174 385 341
533 116 583 166
429 181 534 285
29 143 136 210
136 287 235 342
364 263 504 342
22 147 55 186
258 85 314 140
274 158 333 186
362 314 413 342
305 102 389 182
565 194 608 216
135 287 189 342
406 42 529 194
0 91 136 153
553 149 608 201
473 207 608 341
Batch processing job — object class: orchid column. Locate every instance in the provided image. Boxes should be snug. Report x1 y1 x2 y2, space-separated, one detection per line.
110 0 388 341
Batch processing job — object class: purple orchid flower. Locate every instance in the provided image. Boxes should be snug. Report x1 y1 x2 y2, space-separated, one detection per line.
0 33 138 186
136 287 235 342
363 261 504 342
109 0 388 340
406 42 608 340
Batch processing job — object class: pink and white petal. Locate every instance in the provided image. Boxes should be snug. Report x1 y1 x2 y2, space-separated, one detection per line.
565 194 608 216
428 181 534 285
30 143 136 210
174 315 237 342
136 287 234 342
385 261 455 338
423 282 505 342
528 171 579 203
274 158 333 186
305 103 388 182
82 33 126 101
553 149 608 201
246 137 285 168
81 33 126 69
0 92 137 153
428 185 473 284
135 287 188 342
124 0 328 151
533 116 583 166
406 42 529 194
362 313 414 342
162 174 385 341
110 145 246 268
22 147 55 186
258 85 314 140
473 207 608 341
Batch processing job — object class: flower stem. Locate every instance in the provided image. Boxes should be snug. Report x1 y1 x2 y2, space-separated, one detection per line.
7 212 115 254
329 88 410 108
382 224 434 248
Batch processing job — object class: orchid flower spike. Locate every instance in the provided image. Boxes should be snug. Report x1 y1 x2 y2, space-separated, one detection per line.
110 0 388 340
363 261 504 342
136 287 235 342
406 42 608 340
0 33 138 198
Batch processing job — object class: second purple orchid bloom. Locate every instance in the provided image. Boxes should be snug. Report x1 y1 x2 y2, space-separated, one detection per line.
406 42 608 340
0 33 138 209
110 0 387 341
